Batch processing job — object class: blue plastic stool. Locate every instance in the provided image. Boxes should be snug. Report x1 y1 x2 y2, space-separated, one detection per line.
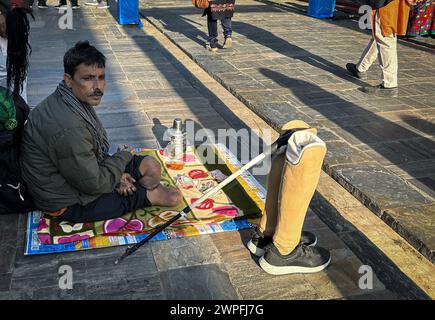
307 0 336 19
117 0 143 27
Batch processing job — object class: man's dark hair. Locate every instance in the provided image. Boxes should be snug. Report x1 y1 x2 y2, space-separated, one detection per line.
63 41 106 78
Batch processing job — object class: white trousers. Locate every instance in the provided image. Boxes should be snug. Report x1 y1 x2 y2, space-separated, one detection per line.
356 10 398 88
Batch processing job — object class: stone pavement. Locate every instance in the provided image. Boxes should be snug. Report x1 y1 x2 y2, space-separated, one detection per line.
140 0 435 264
0 1 433 300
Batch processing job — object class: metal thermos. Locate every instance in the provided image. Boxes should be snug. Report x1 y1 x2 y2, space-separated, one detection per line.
171 118 185 158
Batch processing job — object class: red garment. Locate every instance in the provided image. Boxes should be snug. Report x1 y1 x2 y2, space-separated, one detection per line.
407 0 435 36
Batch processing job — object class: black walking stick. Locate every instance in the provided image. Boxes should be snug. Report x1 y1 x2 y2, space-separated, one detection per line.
114 129 297 265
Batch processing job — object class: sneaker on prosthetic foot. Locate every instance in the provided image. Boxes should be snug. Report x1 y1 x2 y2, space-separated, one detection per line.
259 243 331 275
247 228 317 257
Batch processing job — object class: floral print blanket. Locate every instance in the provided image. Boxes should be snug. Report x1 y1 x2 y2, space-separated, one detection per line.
36 146 264 245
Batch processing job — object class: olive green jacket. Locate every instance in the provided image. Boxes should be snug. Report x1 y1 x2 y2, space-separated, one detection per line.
20 90 133 211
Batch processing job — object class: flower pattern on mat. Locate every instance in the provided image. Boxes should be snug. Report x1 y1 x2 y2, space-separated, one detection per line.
57 234 91 244
188 169 209 179
103 218 128 234
59 221 84 233
123 219 144 232
38 234 52 245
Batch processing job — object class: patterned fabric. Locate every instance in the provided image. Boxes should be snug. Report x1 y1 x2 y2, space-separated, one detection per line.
36 147 264 245
407 0 435 37
210 0 235 20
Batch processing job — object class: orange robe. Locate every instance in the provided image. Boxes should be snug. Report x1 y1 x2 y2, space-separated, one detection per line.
378 0 411 36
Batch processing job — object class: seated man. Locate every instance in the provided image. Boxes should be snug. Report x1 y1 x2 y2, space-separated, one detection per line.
21 41 182 223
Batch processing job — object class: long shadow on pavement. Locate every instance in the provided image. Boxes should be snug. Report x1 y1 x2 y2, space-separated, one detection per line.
310 192 430 299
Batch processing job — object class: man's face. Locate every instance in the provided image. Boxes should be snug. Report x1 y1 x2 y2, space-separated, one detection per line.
64 63 106 106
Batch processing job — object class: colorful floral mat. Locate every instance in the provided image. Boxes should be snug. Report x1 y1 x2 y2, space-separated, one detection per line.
25 144 265 255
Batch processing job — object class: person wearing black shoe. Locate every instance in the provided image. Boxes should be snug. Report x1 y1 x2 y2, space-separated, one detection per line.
32 0 48 8
247 120 331 275
346 0 417 96
55 0 80 9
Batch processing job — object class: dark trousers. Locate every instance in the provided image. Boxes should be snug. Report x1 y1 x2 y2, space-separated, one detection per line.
59 155 152 223
207 15 232 48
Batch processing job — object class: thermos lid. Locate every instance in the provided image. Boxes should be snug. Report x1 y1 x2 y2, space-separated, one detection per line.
173 118 183 131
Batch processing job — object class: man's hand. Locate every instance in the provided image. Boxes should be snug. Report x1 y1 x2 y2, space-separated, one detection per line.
117 144 135 153
405 0 418 6
116 173 137 197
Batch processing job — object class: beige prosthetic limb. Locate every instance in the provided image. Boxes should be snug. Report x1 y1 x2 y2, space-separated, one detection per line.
259 121 326 255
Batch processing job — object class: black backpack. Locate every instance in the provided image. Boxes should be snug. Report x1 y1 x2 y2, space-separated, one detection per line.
0 87 36 214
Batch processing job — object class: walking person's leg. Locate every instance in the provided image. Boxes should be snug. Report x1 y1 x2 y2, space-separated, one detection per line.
374 12 398 88
356 39 378 73
362 10 399 96
222 17 233 48
70 0 80 9
347 10 378 79
207 10 218 51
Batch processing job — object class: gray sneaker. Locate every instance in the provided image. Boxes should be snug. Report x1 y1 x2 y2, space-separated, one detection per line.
259 243 331 275
247 229 317 257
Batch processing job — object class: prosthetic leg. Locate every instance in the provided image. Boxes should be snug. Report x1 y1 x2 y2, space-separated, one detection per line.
248 120 331 275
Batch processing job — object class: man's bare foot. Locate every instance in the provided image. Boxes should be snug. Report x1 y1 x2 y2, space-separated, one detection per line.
147 184 183 207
